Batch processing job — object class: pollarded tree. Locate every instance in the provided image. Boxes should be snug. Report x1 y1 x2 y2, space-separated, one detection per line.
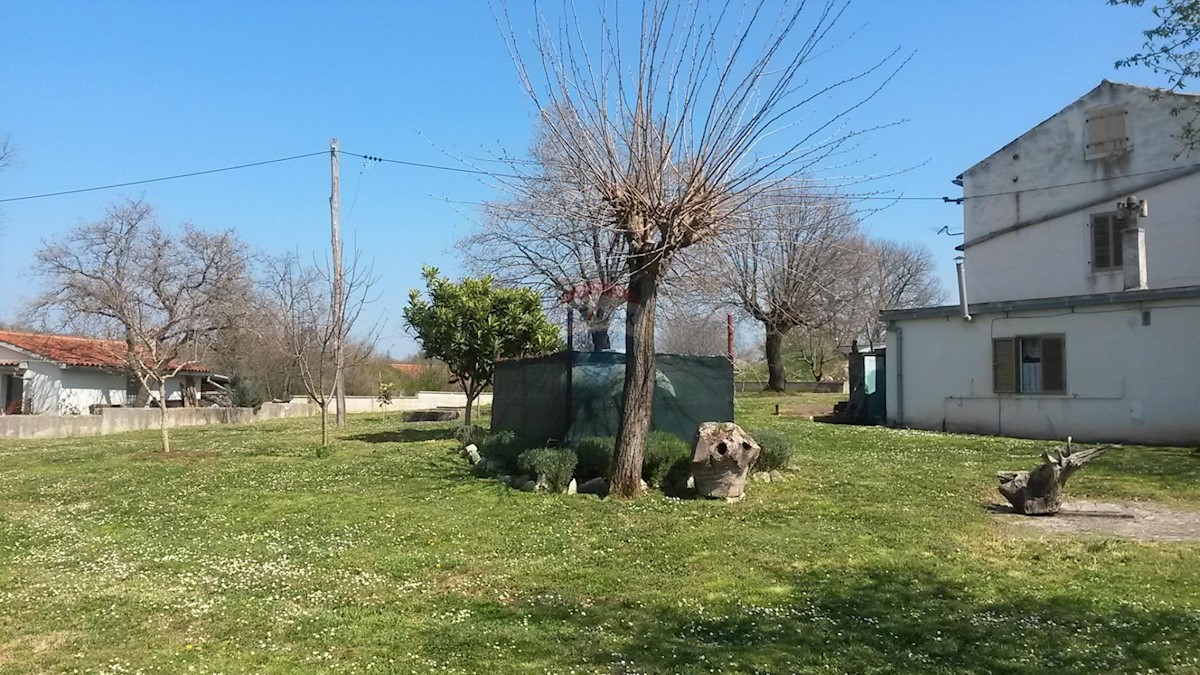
495 0 902 496
459 119 627 351
31 198 251 452
403 266 563 428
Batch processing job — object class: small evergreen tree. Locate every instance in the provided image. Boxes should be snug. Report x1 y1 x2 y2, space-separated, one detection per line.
403 266 562 427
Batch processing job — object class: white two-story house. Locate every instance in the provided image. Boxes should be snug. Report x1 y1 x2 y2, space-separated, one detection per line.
882 81 1200 445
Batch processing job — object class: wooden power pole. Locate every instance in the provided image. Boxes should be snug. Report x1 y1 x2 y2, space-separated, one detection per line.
330 138 347 427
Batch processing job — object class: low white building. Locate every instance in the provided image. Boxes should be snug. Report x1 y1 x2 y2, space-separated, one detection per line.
0 330 215 415
883 81 1200 445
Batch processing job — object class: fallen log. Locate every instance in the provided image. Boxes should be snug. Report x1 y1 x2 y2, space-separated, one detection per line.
997 439 1117 515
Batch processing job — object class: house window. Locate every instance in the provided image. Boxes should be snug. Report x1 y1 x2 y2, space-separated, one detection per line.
993 335 1065 394
1086 106 1129 158
1090 212 1128 271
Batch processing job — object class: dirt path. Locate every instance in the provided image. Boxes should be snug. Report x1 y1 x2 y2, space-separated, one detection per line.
990 501 1200 542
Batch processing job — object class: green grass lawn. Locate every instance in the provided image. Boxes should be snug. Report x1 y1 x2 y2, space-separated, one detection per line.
0 398 1197 674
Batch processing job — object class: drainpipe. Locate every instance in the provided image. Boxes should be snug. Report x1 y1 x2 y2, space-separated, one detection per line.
955 256 973 322
891 324 903 425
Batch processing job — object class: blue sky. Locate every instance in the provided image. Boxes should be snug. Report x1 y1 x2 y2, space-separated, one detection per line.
0 1 1170 356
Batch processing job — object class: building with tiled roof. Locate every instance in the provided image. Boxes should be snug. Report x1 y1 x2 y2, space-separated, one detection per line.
0 330 215 415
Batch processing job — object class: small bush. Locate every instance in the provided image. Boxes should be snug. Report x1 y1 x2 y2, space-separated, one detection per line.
574 436 614 481
455 425 488 448
230 376 265 408
643 431 692 487
518 447 577 492
480 430 530 474
750 428 795 472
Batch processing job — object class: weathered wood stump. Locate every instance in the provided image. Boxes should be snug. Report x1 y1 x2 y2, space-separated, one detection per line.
997 441 1116 515
691 422 760 499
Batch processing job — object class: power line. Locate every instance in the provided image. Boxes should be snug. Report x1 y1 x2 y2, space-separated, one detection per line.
9 144 1190 208
0 151 328 204
339 150 531 180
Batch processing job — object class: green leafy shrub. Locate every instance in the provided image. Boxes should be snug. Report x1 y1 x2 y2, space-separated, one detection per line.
643 431 692 487
480 430 530 473
518 447 577 492
574 436 614 480
750 428 795 472
230 376 265 408
455 425 488 448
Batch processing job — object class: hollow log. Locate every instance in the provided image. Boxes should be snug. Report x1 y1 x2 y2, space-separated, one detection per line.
997 441 1116 515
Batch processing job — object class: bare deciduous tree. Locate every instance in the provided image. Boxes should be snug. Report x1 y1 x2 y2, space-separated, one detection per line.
31 198 251 452
656 301 729 357
496 0 902 497
459 121 626 351
784 237 943 380
706 190 863 390
0 133 14 172
263 251 378 446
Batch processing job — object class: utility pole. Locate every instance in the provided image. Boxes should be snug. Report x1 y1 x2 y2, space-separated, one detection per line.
330 138 347 427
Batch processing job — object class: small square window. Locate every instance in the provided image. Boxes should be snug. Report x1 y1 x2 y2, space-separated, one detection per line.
1086 106 1129 158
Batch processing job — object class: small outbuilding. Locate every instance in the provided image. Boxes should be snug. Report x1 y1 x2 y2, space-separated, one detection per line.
0 330 217 415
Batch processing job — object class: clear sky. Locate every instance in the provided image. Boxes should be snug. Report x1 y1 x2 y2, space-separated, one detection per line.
0 1 1171 356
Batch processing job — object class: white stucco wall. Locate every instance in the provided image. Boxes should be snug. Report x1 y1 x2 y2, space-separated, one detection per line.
58 369 128 414
962 82 1200 302
886 298 1200 445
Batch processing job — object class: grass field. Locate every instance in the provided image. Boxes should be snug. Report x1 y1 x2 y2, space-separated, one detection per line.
0 394 1197 673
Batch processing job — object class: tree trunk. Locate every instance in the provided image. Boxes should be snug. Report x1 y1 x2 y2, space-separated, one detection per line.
589 328 611 351
765 327 786 392
464 391 474 429
998 443 1114 515
610 260 660 498
320 400 329 447
158 381 170 453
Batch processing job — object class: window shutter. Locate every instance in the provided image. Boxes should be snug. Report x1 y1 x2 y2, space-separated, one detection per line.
1092 214 1111 269
993 338 1016 393
1041 336 1065 393
1112 216 1127 268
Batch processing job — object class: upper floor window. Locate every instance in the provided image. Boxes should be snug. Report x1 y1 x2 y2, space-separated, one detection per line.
1085 106 1129 159
1090 212 1128 271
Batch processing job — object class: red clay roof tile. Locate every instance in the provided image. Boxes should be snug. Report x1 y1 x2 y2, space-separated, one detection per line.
0 330 211 373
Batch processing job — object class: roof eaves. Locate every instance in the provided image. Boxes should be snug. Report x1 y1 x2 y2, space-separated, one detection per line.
882 285 1200 322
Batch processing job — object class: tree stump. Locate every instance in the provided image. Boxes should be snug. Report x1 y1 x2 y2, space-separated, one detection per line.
997 441 1116 515
691 422 761 499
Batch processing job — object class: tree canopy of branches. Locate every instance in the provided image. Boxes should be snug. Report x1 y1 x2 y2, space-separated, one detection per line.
262 251 378 446
783 238 943 381
497 0 902 496
708 190 862 390
1112 0 1200 153
403 266 563 428
31 198 250 452
459 121 626 351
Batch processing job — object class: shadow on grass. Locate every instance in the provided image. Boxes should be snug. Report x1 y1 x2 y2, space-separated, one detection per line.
412 567 1199 674
347 428 456 444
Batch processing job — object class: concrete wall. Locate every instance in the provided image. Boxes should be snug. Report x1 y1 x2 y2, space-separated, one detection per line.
734 381 847 393
289 391 493 413
0 401 319 440
886 298 1200 445
963 82 1200 302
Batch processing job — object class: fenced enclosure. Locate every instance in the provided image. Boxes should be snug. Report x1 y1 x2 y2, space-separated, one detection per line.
491 351 734 445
